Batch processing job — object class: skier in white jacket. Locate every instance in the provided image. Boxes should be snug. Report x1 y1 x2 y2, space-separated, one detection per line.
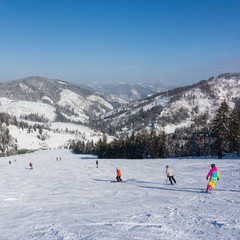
166 166 177 185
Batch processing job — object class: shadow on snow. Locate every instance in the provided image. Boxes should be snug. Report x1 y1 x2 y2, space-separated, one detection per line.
138 184 240 193
138 185 203 193
93 178 113 182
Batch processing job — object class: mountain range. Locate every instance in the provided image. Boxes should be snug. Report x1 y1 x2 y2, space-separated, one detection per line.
0 73 240 152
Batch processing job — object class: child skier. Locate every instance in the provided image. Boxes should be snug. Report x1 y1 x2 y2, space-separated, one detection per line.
116 168 122 182
206 163 219 192
166 166 177 185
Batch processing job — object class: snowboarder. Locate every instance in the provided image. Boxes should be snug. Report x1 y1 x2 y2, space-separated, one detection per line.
206 163 219 192
166 166 176 185
29 162 33 170
116 167 122 182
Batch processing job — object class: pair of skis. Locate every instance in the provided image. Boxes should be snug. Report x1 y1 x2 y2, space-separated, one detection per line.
111 180 127 183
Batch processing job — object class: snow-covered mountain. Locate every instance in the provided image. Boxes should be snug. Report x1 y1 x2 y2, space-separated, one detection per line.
0 76 120 123
96 73 240 135
1 73 240 153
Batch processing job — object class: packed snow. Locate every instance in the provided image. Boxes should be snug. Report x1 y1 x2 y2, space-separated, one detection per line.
0 149 239 239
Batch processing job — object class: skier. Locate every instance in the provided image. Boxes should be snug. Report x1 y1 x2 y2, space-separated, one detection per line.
29 162 33 170
166 166 177 185
96 160 99 168
206 163 219 192
116 167 122 182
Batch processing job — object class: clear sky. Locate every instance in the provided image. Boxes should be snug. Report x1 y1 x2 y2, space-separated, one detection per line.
0 0 240 86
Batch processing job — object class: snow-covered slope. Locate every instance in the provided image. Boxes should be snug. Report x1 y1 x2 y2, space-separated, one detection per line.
0 149 239 239
9 122 111 150
0 97 57 121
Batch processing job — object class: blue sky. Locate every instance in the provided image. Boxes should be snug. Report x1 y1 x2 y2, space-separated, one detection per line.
0 0 239 86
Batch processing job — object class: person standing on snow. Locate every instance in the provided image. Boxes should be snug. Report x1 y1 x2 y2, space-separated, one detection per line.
206 164 219 192
116 168 122 182
166 166 176 185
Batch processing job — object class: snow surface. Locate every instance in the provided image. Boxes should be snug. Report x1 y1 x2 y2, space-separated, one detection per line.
1 149 240 239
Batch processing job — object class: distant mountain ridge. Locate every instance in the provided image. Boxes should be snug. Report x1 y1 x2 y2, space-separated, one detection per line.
0 76 120 123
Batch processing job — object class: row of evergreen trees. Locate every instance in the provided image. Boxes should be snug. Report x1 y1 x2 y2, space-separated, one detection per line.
95 130 167 159
71 100 240 158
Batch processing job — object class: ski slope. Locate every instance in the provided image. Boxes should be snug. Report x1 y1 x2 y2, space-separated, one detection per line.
0 149 239 240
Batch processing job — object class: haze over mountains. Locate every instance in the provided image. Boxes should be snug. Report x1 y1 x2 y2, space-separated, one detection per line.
77 81 170 103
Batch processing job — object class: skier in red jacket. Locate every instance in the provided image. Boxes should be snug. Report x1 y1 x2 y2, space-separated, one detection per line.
29 162 33 170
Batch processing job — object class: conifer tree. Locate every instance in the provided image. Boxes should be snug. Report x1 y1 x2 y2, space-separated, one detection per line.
139 129 150 158
229 108 240 152
96 134 108 158
211 100 230 153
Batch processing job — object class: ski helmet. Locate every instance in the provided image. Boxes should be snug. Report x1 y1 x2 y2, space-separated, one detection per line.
166 165 169 168
211 164 215 167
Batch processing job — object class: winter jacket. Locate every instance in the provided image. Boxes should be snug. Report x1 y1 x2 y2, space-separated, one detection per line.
207 166 219 179
117 169 121 177
166 167 174 177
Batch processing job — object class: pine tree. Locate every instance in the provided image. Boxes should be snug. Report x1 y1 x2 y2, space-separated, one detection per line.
211 100 230 154
229 108 240 152
126 133 138 158
138 129 150 159
96 134 108 158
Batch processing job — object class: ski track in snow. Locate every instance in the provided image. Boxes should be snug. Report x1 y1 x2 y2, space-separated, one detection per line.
0 149 239 240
